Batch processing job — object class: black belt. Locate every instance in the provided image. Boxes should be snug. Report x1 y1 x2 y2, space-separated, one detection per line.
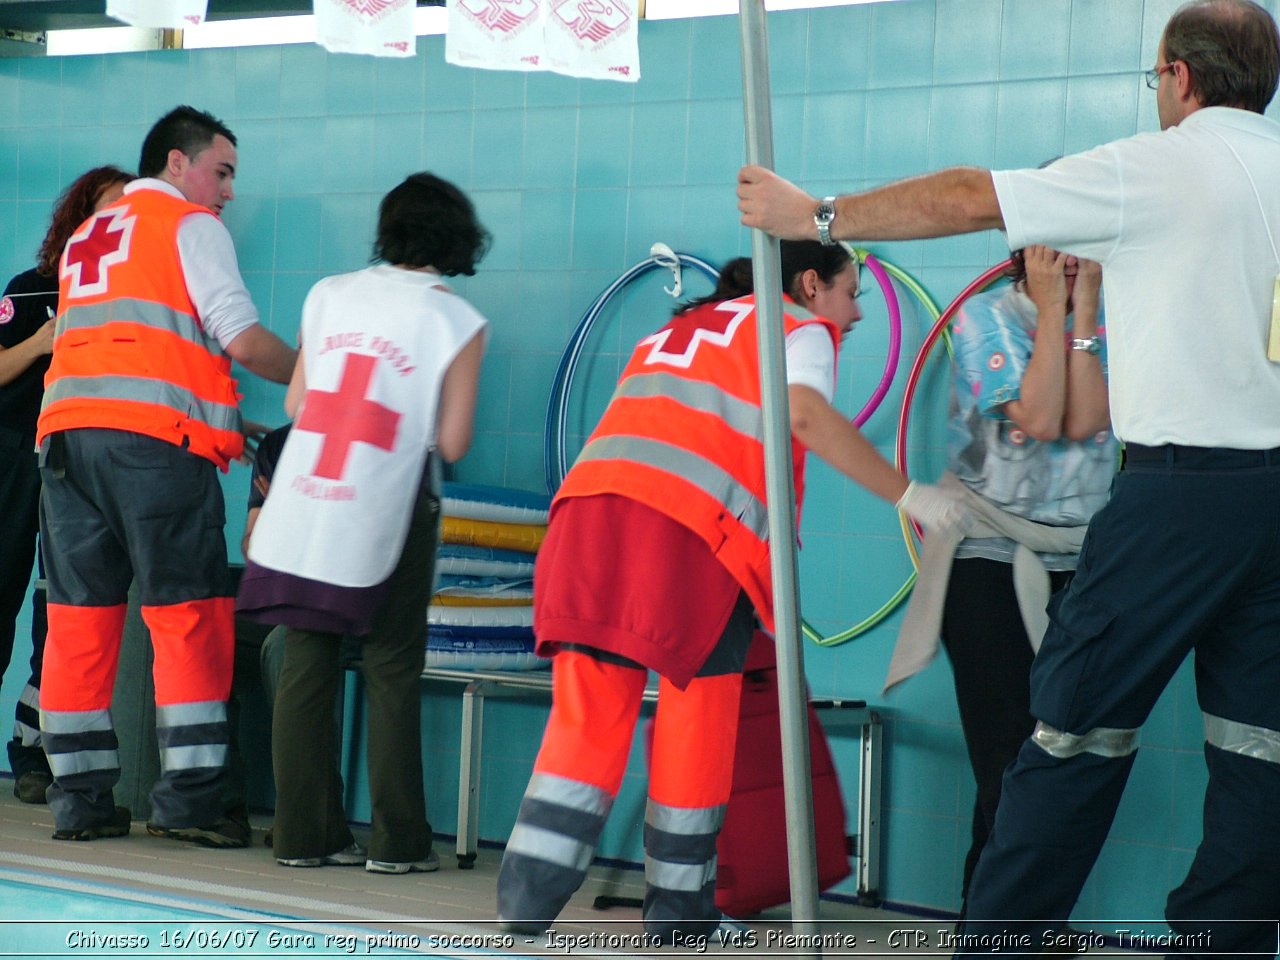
1124 443 1280 468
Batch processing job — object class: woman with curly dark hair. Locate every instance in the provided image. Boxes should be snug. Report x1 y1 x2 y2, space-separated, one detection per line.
1 164 133 804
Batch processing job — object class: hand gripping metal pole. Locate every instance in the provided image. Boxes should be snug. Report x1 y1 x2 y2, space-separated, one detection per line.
738 1 821 949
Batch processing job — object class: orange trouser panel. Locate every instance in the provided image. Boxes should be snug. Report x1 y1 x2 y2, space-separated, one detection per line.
142 597 235 705
533 650 647 795
40 604 128 712
649 672 744 809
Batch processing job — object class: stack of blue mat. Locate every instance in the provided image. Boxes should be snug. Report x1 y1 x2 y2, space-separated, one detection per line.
427 483 550 672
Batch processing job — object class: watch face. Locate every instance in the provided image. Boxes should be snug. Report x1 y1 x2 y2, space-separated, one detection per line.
816 201 835 224
1074 337 1100 354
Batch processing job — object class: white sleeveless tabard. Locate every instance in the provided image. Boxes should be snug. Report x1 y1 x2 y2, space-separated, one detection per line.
249 264 486 588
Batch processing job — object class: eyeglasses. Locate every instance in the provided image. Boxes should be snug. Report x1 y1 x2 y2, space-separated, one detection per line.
1145 62 1176 89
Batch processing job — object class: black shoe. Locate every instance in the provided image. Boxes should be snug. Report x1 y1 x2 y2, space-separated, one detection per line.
53 805 132 841
147 818 250 849
14 770 52 804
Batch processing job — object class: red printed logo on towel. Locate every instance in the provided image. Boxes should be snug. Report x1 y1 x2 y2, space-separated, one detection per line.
987 351 1006 371
551 0 630 45
61 208 136 299
456 0 540 35
340 0 394 17
0 297 13 325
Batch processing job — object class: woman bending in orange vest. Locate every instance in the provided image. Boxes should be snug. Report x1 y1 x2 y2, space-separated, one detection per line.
497 241 971 941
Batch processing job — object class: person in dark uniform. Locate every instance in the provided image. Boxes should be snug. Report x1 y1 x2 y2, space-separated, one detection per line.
0 166 133 804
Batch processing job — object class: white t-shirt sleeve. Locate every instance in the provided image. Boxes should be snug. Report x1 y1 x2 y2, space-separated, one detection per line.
176 212 260 349
993 143 1127 262
784 322 836 403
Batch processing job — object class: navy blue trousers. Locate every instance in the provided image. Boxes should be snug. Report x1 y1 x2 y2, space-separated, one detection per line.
961 446 1280 957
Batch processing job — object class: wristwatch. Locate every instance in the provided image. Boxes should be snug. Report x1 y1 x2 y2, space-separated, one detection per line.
814 196 837 246
1071 336 1101 355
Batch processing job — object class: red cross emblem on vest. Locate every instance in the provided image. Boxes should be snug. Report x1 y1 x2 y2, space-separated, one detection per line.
639 299 753 368
61 208 137 298
296 353 401 480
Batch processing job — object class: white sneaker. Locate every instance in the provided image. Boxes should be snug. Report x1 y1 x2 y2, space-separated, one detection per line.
277 842 366 868
366 849 440 874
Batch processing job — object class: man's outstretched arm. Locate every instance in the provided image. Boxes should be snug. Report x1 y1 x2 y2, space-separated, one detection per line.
737 164 1005 242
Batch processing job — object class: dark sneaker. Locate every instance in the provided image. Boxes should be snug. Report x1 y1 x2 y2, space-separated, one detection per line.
14 770 52 804
52 805 132 841
146 818 251 849
277 842 366 868
366 849 439 874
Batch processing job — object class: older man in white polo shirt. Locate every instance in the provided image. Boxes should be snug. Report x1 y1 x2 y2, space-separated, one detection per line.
738 0 1280 952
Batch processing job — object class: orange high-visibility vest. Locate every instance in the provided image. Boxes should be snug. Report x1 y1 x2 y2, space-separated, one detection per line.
38 188 244 470
553 294 839 631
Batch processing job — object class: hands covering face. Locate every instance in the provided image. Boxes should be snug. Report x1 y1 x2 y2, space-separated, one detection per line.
1022 244 1101 314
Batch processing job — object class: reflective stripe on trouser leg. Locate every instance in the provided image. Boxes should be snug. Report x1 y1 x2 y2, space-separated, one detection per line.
497 773 615 929
498 650 646 930
143 598 234 829
13 579 48 748
1165 714 1280 954
1030 720 1139 760
14 682 40 747
40 603 127 830
41 707 120 829
1202 711 1280 765
644 671 744 938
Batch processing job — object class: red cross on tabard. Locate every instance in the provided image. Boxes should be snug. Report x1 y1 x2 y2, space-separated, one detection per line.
295 353 401 480
63 211 134 294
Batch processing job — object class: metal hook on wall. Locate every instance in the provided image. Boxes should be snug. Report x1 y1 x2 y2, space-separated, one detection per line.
649 241 683 299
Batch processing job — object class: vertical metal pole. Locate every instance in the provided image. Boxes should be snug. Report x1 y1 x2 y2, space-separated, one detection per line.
738 1 821 947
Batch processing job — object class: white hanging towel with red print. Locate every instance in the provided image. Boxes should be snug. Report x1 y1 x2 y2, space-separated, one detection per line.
544 0 639 81
314 0 416 57
249 265 487 588
106 0 207 28
446 0 545 72
446 0 639 82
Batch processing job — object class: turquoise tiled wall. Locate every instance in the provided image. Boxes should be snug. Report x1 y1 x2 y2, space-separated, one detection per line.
3 0 1277 918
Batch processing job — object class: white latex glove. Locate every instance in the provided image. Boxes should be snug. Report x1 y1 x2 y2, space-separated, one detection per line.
896 481 974 534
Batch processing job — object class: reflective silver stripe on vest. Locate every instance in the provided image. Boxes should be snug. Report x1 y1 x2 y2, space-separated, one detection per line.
525 772 613 817
506 822 596 872
59 299 226 357
160 743 227 772
576 435 769 539
613 373 763 442
1204 712 1280 765
40 708 113 735
647 801 724 836
157 701 226 728
47 749 118 778
1031 720 1139 759
43 374 241 434
645 854 718 892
